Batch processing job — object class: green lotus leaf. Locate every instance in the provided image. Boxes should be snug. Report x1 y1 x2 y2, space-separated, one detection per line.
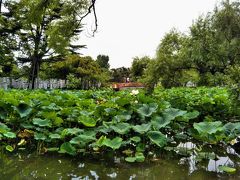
80 110 94 116
16 102 32 118
33 118 52 127
130 136 141 143
96 126 111 134
151 116 171 130
181 111 199 121
196 152 216 161
135 152 145 162
78 115 97 127
224 122 240 135
6 145 14 152
59 142 76 156
53 117 63 126
113 114 132 122
20 123 34 129
70 134 96 145
0 123 10 134
218 166 236 173
193 121 223 135
132 123 151 134
104 108 117 115
110 123 131 135
3 132 16 138
102 137 123 150
49 133 61 139
125 157 136 163
34 133 47 140
163 108 187 121
137 103 158 117
147 131 167 147
61 128 84 137
96 135 107 147
115 97 129 106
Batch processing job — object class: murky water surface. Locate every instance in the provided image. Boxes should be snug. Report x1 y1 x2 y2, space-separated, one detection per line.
1 150 240 180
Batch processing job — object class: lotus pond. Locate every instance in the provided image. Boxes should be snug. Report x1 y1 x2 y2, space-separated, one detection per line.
0 87 240 178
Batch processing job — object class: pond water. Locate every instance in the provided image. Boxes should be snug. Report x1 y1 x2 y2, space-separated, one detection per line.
1 150 240 180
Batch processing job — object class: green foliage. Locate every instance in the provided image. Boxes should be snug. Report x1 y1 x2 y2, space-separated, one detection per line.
0 0 96 88
96 55 110 70
143 0 240 89
130 56 151 81
110 67 130 83
154 87 234 119
218 166 236 173
0 87 238 164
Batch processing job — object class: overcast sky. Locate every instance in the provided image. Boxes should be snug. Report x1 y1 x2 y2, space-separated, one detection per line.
80 0 219 68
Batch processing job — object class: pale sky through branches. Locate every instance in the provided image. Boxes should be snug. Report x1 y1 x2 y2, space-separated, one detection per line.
80 0 219 68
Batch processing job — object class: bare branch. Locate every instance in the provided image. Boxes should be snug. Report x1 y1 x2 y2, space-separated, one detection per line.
78 0 98 35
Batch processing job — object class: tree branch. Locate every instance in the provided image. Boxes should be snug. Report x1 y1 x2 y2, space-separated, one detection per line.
78 0 98 35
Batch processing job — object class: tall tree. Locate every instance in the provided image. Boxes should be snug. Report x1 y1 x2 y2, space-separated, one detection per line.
143 29 192 89
96 54 110 69
1 0 97 89
130 56 151 81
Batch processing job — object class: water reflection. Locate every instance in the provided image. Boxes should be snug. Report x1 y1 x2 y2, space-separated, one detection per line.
0 152 240 180
208 157 234 172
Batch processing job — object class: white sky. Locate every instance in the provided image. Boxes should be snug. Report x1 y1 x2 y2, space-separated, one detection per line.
80 0 219 68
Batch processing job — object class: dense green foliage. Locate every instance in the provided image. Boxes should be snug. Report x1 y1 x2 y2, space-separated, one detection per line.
41 55 110 89
0 0 97 88
0 88 239 164
140 0 240 89
154 87 236 119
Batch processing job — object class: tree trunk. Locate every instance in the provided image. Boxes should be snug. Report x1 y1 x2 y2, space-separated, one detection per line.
30 57 40 89
0 0 2 13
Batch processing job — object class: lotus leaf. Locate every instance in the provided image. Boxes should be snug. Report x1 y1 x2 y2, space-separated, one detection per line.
193 121 223 135
78 116 97 127
110 123 131 135
59 142 76 156
115 97 129 106
3 132 16 138
0 123 10 134
16 103 32 118
218 166 236 173
62 128 83 136
49 134 61 139
151 116 171 130
33 118 52 127
224 122 240 136
70 134 96 145
137 103 158 117
135 152 145 162
6 145 14 152
163 108 187 121
136 143 145 152
102 137 123 150
181 111 200 122
147 131 167 147
96 135 106 147
125 152 145 163
132 123 151 134
34 133 47 140
195 152 216 161
113 114 132 122
130 136 141 143
125 156 136 162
